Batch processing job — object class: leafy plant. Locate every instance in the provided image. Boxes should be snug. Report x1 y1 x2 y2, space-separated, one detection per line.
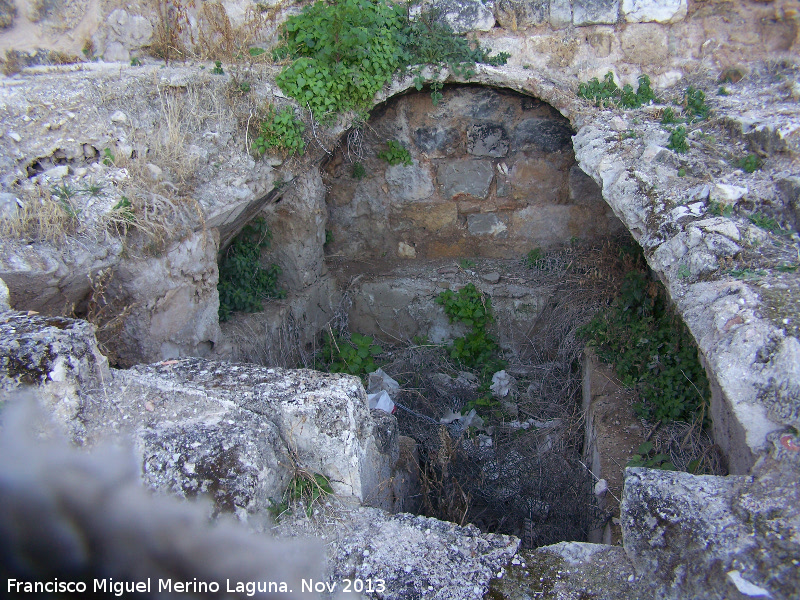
274 0 509 118
578 72 656 109
316 330 383 376
351 161 366 179
130 57 142 67
677 264 690 279
211 60 224 75
248 46 266 57
684 86 710 122
268 471 334 519
627 442 676 470
378 140 412 166
717 86 729 96
436 284 504 376
667 126 688 153
579 269 710 424
252 105 306 158
677 167 686 177
738 154 763 174
102 148 115 166
218 217 285 321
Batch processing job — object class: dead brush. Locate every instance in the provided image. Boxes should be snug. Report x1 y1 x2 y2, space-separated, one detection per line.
416 426 472 526
67 269 134 366
0 186 79 243
150 0 194 64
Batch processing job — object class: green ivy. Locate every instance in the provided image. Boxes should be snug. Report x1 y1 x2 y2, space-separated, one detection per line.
218 217 285 322
579 269 710 424
252 105 306 158
274 0 509 117
316 330 383 376
378 140 412 166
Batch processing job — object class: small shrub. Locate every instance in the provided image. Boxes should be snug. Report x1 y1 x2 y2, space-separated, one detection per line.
738 154 763 174
578 72 656 109
436 283 505 379
274 0 509 117
667 126 688 153
316 330 383 376
211 60 224 75
252 105 306 158
351 161 366 180
218 217 285 321
660 107 681 125
459 258 475 269
378 140 412 166
684 86 710 122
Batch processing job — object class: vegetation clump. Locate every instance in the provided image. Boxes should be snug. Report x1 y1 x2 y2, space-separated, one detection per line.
315 330 383 377
578 72 656 109
273 0 508 118
377 140 413 166
579 266 710 424
252 105 306 158
436 284 505 411
218 217 284 322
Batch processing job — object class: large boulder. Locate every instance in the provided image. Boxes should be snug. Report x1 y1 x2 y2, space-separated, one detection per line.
621 459 800 600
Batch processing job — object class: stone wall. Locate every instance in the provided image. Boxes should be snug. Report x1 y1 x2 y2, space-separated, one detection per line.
325 86 622 261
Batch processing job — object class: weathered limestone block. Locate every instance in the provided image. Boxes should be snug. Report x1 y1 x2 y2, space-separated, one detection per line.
621 461 800 600
549 0 572 27
488 542 646 599
513 118 574 153
50 357 402 513
0 276 10 311
93 9 154 62
0 240 123 316
724 112 800 157
619 24 669 64
385 161 435 201
468 213 508 236
468 123 510 157
263 169 328 291
110 230 221 364
438 159 495 198
622 0 687 23
313 508 519 599
573 0 619 25
494 0 549 30
414 125 462 157
0 312 109 432
427 0 496 33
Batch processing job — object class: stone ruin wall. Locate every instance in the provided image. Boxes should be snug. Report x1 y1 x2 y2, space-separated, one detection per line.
324 85 623 262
